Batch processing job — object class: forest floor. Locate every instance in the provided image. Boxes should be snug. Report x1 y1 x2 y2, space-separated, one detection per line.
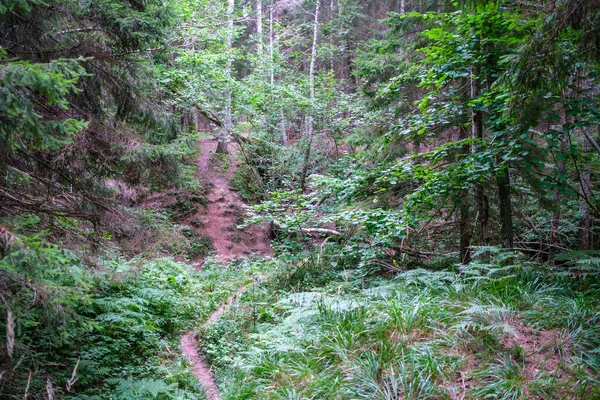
175 140 600 400
193 138 271 264
180 138 271 399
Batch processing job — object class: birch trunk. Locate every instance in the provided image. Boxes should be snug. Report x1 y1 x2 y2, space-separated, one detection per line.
256 0 263 55
330 0 334 73
269 0 274 85
268 0 286 144
217 0 235 154
299 0 320 191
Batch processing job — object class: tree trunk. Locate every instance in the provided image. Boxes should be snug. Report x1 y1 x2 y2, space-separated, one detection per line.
299 0 320 191
458 126 471 264
578 128 593 250
269 0 274 85
256 0 263 55
268 1 286 145
256 0 267 130
471 54 487 245
330 0 335 73
217 0 236 154
549 130 568 259
496 165 514 248
193 108 200 132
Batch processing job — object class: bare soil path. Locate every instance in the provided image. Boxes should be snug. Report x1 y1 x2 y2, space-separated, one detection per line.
180 139 271 400
194 138 271 263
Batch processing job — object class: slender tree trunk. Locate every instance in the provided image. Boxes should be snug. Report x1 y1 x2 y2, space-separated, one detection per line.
578 128 593 250
193 108 200 132
400 0 405 14
256 0 263 55
269 0 274 85
256 0 267 130
582 126 600 155
549 130 568 258
344 36 356 88
329 0 335 73
458 126 471 263
299 0 320 191
268 1 287 144
217 0 235 154
496 165 514 248
471 56 487 245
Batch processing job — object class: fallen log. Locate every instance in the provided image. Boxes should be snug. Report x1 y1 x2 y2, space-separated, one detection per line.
269 219 342 237
302 227 342 236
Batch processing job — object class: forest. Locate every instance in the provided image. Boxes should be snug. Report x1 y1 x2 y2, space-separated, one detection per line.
1 0 600 398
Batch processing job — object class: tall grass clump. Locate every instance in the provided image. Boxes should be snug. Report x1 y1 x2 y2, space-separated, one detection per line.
206 249 600 399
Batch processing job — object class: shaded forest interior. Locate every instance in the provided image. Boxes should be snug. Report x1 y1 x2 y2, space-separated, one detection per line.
2 0 600 398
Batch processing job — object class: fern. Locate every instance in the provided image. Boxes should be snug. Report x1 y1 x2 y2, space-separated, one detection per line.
110 378 186 399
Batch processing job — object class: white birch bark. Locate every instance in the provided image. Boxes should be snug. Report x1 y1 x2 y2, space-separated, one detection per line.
299 0 320 190
269 0 274 85
329 0 336 73
256 0 263 56
217 0 235 154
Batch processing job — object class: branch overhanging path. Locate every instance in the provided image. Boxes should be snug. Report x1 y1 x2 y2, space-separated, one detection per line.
180 138 271 400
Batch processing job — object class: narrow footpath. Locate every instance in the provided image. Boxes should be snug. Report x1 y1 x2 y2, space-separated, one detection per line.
194 138 271 263
180 138 271 400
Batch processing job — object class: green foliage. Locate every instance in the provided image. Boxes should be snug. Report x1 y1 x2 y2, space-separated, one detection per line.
0 0 188 224
0 231 268 398
206 251 600 399
121 132 202 191
209 152 232 173
180 226 214 259
110 378 197 400
230 160 264 203
3 0 600 399
0 52 88 154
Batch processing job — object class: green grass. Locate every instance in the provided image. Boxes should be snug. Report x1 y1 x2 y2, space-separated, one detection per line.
202 256 600 399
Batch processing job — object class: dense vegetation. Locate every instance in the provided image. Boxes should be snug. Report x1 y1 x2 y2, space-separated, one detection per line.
1 0 600 398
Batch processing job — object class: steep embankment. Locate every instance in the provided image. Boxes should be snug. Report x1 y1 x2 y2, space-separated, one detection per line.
181 138 271 399
193 138 271 263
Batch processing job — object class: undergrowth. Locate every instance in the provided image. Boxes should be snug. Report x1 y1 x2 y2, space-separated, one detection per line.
203 250 600 399
121 209 212 260
0 233 266 399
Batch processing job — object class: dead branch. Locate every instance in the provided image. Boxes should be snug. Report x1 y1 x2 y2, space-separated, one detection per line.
302 227 342 236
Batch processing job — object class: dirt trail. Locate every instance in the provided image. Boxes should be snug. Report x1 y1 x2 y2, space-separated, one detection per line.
180 283 253 400
193 138 271 263
181 139 271 400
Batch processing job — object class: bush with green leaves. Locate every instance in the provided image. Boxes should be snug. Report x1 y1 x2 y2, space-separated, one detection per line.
0 231 271 398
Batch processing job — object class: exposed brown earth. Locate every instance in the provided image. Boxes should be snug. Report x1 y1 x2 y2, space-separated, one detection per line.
193 138 271 265
180 332 220 399
180 138 271 400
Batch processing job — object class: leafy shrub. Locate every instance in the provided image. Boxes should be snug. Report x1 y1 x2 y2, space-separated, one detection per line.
0 237 211 398
121 133 201 191
230 161 264 203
